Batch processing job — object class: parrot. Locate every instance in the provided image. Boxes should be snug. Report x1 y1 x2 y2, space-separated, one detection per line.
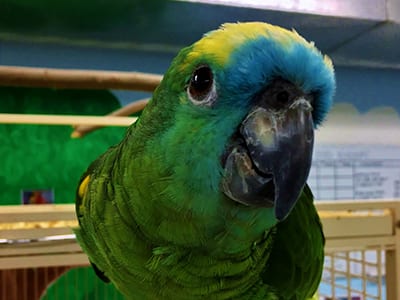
75 22 335 300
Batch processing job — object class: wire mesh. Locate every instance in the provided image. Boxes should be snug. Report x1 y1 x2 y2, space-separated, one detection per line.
319 248 388 300
0 248 390 300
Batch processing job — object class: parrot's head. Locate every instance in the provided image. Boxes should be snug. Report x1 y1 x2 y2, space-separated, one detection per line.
137 22 334 238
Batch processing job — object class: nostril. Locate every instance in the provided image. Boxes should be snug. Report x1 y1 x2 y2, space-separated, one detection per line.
276 90 290 104
257 78 303 110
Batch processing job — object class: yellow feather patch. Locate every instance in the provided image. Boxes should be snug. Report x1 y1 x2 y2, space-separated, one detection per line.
77 175 90 215
323 55 334 71
78 175 90 199
181 22 333 74
188 22 312 66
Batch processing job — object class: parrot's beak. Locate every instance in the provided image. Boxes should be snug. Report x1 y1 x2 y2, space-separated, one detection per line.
221 97 314 221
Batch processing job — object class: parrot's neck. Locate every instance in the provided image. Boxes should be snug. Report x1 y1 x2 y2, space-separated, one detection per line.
116 223 278 300
107 146 279 299
104 118 280 299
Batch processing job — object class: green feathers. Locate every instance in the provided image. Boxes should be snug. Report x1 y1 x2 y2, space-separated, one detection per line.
75 22 334 299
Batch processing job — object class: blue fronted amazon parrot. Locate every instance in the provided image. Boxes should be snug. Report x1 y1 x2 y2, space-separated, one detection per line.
75 22 335 299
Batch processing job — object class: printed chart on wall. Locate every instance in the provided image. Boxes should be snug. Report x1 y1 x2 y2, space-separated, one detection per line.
309 102 400 201
309 145 400 201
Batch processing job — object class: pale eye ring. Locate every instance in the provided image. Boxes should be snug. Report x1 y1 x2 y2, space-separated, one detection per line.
187 65 217 106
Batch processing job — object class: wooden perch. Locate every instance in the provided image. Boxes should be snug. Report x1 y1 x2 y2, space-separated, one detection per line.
71 98 149 138
0 114 137 126
0 66 162 91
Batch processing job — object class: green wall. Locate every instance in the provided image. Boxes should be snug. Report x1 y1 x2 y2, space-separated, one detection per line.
0 87 127 204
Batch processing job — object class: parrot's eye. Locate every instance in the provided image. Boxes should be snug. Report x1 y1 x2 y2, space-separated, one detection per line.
187 65 216 106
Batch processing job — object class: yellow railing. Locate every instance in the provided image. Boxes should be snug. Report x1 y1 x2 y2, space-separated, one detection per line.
0 201 399 299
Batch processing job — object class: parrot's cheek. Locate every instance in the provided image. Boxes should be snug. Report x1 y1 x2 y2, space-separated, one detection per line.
221 98 314 221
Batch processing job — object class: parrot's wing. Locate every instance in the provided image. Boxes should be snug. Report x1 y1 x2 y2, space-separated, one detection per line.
75 152 115 284
261 184 325 299
90 260 110 283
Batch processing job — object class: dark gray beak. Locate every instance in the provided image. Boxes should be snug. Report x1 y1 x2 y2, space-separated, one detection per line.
222 98 314 221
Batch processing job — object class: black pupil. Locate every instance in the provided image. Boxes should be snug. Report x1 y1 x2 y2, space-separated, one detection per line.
189 66 213 99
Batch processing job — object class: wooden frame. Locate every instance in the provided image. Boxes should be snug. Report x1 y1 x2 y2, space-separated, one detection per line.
0 66 162 91
0 113 137 127
316 200 400 300
0 204 85 269
1 200 399 299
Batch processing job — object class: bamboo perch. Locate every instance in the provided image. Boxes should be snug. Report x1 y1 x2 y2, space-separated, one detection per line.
0 114 137 126
0 66 162 91
71 98 149 138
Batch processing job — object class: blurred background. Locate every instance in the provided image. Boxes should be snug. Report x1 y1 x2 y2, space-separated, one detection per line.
0 0 399 299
